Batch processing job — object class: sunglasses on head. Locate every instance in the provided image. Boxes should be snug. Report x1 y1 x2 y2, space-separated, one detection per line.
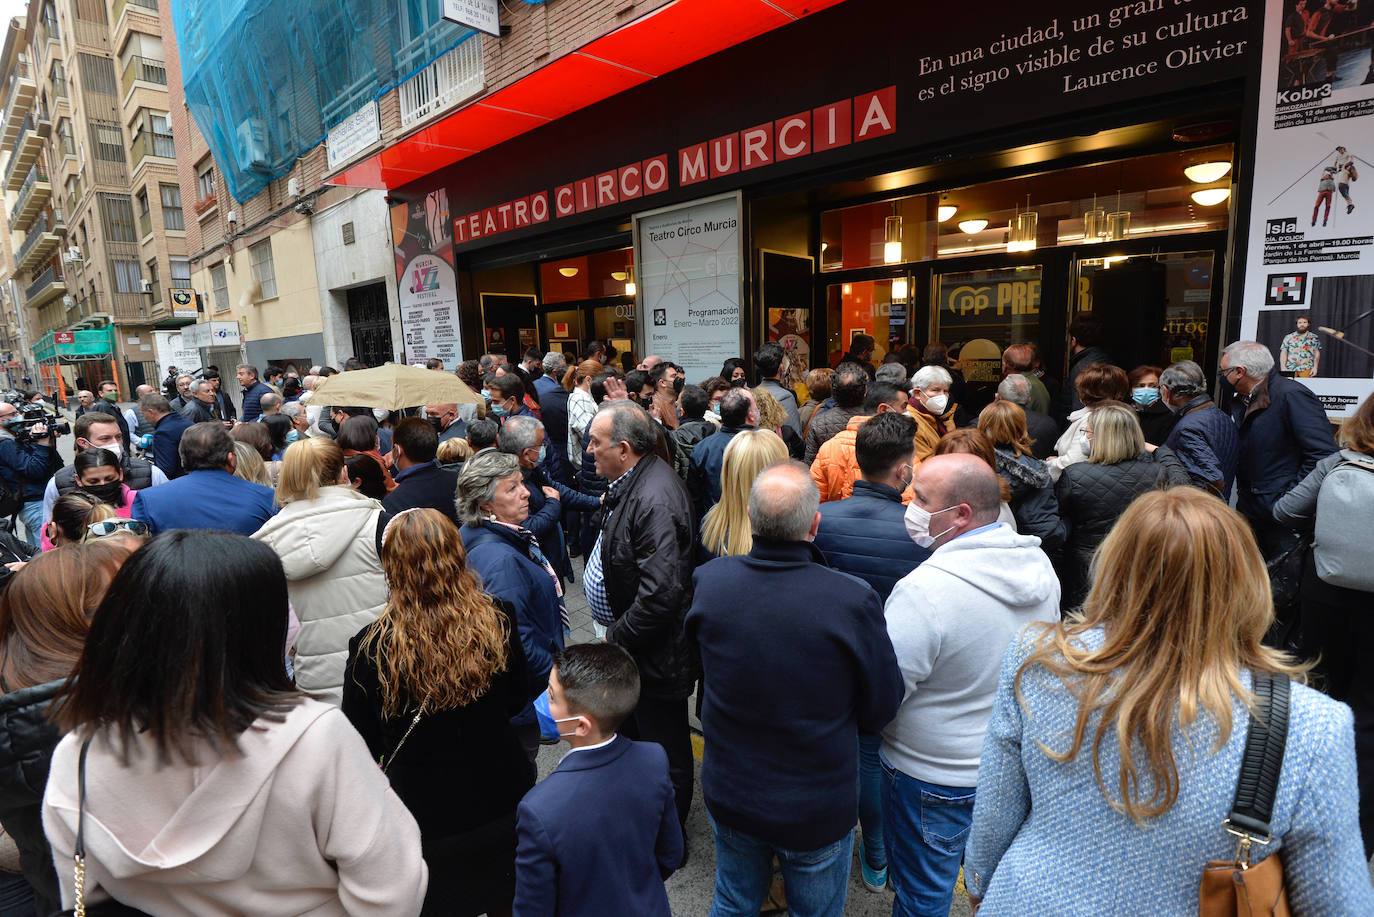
85 519 150 539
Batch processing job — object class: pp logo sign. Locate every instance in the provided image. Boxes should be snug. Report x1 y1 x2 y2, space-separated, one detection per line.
1265 272 1306 306
653 309 667 326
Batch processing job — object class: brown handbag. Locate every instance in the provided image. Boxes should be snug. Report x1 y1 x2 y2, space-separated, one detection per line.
1198 672 1292 917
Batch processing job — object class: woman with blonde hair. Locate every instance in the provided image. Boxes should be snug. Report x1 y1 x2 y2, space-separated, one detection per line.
251 436 387 703
978 400 1064 554
965 488 1370 914
564 358 603 470
343 508 531 917
43 492 117 549
699 429 788 560
752 386 803 459
232 440 274 488
1054 402 1188 607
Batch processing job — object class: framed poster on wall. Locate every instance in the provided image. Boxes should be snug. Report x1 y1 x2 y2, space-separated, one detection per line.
633 192 744 384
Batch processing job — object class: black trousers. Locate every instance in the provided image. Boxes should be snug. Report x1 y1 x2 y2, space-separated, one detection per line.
1300 555 1374 857
621 694 694 829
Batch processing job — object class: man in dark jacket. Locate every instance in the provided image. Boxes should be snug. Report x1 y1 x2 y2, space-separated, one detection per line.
803 362 868 463
815 412 930 600
533 352 572 485
996 374 1059 461
382 417 461 527
687 462 902 911
1055 313 1115 424
754 341 801 436
839 333 878 380
1159 360 1240 499
1221 341 1336 558
138 393 194 479
43 413 164 523
236 363 275 423
180 379 219 424
202 368 236 422
686 387 756 521
670 384 716 462
584 401 698 832
130 423 276 535
0 400 61 546
498 415 599 580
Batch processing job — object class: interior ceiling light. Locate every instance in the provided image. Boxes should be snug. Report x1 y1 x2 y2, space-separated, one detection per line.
937 196 957 222
557 266 579 277
891 277 908 301
610 271 628 281
625 276 636 296
957 218 989 234
1184 161 1232 183
883 214 903 264
1190 188 1231 206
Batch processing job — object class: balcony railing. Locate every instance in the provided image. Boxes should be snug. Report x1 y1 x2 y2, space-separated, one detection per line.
7 115 33 167
10 165 50 227
15 212 53 263
138 209 151 237
113 0 159 20
399 40 484 130
129 128 175 164
24 265 64 303
122 56 167 90
66 292 106 328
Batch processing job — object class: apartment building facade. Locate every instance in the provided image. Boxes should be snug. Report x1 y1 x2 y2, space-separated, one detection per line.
0 0 193 398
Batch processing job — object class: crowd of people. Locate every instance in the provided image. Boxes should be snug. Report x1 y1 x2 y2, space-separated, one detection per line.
0 323 1369 917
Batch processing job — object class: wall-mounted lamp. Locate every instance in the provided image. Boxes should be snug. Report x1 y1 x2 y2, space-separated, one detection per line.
557 266 579 278
1184 161 1232 183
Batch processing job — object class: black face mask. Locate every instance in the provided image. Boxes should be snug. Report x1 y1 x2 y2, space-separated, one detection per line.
428 416 445 433
80 481 123 507
730 377 747 388
672 376 685 395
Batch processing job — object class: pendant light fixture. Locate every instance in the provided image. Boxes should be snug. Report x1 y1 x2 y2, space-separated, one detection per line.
624 260 637 296
1082 193 1106 243
1184 161 1232 183
1007 195 1037 253
891 276 908 302
1106 190 1130 242
883 212 903 264
937 194 957 222
557 266 579 278
1190 187 1231 206
957 218 988 234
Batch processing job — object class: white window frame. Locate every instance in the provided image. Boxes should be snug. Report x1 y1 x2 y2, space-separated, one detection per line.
249 239 276 300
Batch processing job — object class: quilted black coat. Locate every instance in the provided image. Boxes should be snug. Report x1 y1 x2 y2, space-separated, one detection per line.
0 678 65 913
1055 447 1190 606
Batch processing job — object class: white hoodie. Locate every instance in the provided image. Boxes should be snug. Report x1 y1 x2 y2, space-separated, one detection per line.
881 523 1060 787
42 700 426 916
252 486 387 704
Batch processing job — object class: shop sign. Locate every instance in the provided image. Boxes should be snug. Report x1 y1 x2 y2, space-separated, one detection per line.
54 332 74 344
442 0 500 37
182 321 242 350
327 100 382 172
1239 2 1374 419
453 87 895 248
634 193 744 384
169 288 198 318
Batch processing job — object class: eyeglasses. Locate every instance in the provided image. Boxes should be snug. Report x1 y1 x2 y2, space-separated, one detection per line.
85 519 149 539
1217 366 1238 379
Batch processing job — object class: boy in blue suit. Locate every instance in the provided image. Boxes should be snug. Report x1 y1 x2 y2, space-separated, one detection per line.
514 644 682 917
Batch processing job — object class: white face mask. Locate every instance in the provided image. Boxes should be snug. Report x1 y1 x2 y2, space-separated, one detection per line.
924 393 949 415
87 440 122 460
904 502 957 548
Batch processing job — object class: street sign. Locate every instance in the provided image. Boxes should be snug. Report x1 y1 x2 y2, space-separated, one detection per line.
442 0 500 37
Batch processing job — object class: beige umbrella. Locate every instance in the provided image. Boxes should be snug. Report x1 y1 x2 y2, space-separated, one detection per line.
310 364 482 411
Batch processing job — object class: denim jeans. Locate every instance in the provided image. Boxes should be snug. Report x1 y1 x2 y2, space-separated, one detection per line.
858 731 886 867
880 751 975 917
17 500 42 548
707 811 852 917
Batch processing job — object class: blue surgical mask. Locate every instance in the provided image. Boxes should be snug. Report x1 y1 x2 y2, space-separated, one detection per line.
490 403 508 418
1131 387 1159 407
481 389 493 404
538 444 547 463
534 689 580 741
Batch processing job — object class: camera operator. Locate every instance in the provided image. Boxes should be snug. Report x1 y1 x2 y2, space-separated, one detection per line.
0 400 63 546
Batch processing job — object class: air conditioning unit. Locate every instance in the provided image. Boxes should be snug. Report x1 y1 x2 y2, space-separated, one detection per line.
66 245 81 261
235 118 271 175
287 177 301 198
225 209 237 225
139 279 152 293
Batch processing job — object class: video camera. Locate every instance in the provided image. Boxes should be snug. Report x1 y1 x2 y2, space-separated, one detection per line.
4 403 70 442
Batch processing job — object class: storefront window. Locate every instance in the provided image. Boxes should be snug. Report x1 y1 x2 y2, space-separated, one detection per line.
823 278 910 368
931 265 1042 374
540 247 634 303
820 144 1232 269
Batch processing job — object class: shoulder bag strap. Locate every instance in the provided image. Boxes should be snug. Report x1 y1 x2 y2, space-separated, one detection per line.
379 700 427 774
1225 672 1291 865
72 736 93 917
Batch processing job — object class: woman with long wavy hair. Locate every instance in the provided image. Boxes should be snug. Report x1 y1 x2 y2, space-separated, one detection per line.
699 429 788 560
343 508 532 917
964 488 1370 914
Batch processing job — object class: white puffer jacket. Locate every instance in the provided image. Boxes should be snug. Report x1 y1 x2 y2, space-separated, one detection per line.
252 486 387 704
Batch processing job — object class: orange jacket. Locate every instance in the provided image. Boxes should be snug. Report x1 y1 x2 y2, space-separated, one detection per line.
810 414 873 502
908 401 959 462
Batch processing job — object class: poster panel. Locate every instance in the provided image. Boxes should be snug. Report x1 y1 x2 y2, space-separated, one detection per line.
1240 0 1374 418
634 193 743 384
154 331 201 379
393 189 462 365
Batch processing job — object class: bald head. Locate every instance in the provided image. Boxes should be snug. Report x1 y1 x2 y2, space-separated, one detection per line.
748 461 821 542
910 453 1001 548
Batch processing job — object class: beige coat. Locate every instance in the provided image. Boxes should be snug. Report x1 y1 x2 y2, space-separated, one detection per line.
252 486 387 704
42 700 426 916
